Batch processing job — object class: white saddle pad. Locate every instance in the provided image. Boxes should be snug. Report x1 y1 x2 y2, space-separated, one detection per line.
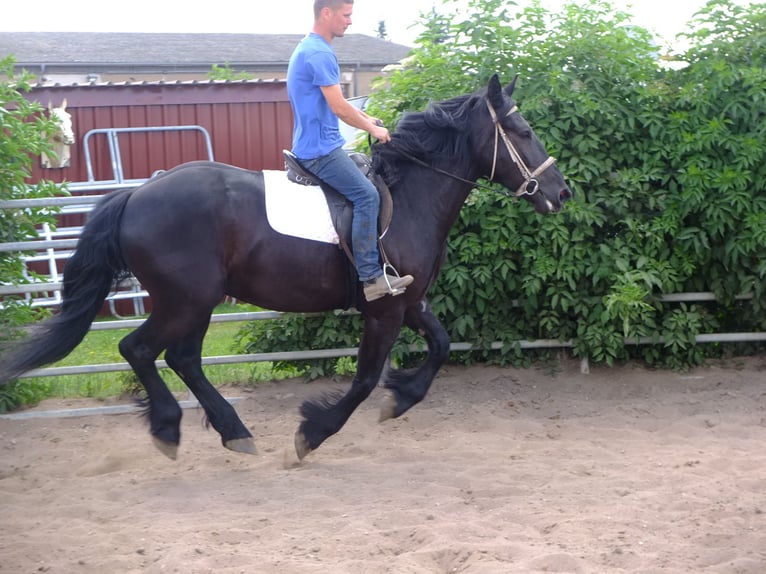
262 170 340 244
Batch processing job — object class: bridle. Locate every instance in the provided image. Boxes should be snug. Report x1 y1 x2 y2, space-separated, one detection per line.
486 99 557 197
383 98 556 199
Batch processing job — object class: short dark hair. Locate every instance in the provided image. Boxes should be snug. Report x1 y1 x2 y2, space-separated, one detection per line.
314 0 353 20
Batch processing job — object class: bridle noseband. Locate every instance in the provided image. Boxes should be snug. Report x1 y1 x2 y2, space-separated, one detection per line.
486 99 557 197
383 98 557 199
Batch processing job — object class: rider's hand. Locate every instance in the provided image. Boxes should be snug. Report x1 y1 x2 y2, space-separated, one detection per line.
370 121 391 143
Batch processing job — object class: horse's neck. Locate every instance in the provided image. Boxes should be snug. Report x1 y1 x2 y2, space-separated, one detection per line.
41 141 71 169
57 143 71 165
393 168 475 243
42 108 74 168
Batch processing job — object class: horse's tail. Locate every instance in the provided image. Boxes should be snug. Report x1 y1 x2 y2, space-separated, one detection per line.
0 188 134 384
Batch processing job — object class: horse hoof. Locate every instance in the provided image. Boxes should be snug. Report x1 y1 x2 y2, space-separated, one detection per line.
294 430 312 460
379 391 397 422
282 447 302 469
152 436 179 460
225 437 258 455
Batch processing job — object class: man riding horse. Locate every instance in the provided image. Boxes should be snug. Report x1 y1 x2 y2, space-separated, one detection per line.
287 0 414 302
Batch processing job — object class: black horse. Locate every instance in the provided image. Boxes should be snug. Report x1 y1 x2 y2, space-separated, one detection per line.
0 75 571 459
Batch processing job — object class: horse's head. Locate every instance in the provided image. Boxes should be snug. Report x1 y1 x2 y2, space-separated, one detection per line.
49 100 75 145
479 74 571 213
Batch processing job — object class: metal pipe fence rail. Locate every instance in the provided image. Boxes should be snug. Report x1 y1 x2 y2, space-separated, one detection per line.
8 300 766 380
0 186 149 313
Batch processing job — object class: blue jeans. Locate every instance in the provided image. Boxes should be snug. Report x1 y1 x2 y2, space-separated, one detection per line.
300 146 381 282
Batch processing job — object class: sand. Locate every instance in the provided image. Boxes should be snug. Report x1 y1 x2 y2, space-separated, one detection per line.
1 358 765 573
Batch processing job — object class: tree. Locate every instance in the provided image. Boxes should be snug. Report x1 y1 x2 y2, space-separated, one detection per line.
376 20 388 40
208 63 254 81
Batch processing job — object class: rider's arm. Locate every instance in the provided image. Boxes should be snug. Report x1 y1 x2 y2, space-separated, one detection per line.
320 84 390 143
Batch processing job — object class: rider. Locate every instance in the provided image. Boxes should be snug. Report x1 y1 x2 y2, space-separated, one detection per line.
287 0 414 302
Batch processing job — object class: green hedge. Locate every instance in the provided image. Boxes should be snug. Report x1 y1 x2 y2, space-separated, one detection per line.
0 56 68 408
250 1 764 373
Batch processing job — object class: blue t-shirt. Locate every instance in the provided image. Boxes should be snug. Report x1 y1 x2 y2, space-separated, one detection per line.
287 33 346 160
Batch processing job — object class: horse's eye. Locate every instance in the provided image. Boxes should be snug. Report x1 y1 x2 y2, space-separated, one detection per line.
510 123 531 138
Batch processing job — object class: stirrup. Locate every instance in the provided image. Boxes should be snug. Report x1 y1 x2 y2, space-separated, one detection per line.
382 263 406 294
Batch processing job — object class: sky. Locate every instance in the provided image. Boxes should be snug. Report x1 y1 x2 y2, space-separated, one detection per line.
0 0 719 48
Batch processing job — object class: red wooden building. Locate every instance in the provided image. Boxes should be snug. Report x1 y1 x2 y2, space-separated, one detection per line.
18 80 294 315
27 79 293 185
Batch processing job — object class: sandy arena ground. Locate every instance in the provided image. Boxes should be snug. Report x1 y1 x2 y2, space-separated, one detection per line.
1 358 765 573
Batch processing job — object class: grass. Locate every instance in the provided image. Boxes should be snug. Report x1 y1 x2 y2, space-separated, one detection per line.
23 303 283 399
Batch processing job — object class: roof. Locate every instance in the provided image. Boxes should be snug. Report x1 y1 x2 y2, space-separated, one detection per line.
0 32 412 68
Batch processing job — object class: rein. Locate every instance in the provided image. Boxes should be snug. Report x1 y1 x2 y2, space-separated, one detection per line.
385 142 508 196
382 98 557 199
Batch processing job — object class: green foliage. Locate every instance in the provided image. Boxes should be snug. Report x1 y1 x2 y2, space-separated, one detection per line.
0 56 63 298
238 312 365 380
376 20 388 40
238 0 766 373
0 378 51 413
0 55 68 408
208 63 254 81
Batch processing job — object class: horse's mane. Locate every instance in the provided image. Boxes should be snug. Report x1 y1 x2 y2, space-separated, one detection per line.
372 90 485 187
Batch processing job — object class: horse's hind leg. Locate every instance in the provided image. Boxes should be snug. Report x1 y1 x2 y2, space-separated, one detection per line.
164 321 256 455
118 317 184 459
380 299 451 421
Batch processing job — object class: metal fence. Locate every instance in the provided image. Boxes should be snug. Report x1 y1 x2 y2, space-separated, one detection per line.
6 299 765 380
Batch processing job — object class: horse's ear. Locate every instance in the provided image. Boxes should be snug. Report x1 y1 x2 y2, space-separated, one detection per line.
47 101 53 113
487 74 504 109
61 99 67 111
504 74 519 97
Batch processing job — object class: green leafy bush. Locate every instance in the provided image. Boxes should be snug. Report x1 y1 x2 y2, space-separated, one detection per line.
239 0 766 374
0 55 67 409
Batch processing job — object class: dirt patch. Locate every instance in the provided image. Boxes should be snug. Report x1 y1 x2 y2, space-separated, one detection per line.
2 358 766 573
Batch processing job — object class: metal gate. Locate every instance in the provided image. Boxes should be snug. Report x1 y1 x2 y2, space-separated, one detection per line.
1 124 215 315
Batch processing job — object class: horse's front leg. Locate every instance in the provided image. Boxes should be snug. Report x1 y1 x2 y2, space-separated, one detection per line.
380 298 451 421
295 311 404 459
